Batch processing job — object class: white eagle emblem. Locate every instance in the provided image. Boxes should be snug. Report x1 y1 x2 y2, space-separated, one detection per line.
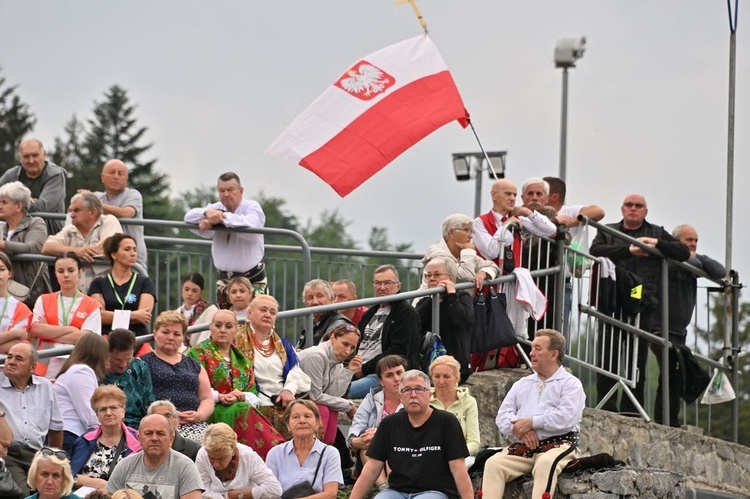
335 60 395 100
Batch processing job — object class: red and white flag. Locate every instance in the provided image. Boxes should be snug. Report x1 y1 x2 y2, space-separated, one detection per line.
265 35 470 197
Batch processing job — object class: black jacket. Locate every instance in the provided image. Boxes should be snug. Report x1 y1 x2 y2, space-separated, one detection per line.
357 298 420 375
416 291 474 382
590 219 690 302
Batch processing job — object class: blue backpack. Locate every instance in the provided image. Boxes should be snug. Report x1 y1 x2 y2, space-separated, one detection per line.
419 330 447 373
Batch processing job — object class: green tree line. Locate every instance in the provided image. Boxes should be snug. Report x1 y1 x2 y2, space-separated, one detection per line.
0 68 416 331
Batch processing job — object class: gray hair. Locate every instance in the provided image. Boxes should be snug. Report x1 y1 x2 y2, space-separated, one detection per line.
302 279 334 301
441 213 473 239
0 181 31 211
70 192 103 216
424 257 458 281
147 400 178 433
374 264 399 281
672 224 694 239
399 369 431 390
535 329 566 365
521 177 550 196
148 400 178 418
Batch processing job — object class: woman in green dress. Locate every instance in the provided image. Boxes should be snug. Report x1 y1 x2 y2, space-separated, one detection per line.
187 309 283 459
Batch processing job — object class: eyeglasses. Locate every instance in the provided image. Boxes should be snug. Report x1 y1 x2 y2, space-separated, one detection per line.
623 202 645 209
400 386 430 395
96 405 124 414
41 448 68 461
373 280 398 287
452 227 473 234
424 272 446 280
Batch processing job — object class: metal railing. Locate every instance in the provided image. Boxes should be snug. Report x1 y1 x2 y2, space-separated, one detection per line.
0 212 742 442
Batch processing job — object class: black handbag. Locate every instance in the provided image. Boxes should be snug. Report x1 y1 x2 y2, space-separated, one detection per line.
471 287 517 353
280 447 326 499
0 459 22 498
675 344 711 403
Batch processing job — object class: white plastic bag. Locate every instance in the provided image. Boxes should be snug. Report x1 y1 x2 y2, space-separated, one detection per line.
566 223 591 278
700 366 736 405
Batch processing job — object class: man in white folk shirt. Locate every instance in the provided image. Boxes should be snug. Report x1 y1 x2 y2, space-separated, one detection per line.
481 329 585 499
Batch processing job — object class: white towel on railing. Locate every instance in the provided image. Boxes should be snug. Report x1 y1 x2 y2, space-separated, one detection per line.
505 268 547 339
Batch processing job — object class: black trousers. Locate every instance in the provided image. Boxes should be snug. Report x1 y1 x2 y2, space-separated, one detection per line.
596 309 654 414
651 333 685 427
5 443 37 498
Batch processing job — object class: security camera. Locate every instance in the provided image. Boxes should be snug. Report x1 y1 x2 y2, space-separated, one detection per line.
554 37 586 68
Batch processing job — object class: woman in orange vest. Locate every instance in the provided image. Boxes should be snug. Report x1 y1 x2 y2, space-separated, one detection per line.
29 252 102 379
0 251 32 353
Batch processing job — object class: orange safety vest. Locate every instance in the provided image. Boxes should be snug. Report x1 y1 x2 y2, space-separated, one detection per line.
2 298 32 333
34 292 100 376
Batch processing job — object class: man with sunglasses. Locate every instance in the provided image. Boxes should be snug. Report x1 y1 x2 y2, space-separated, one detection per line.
589 193 689 414
350 370 474 499
0 342 64 496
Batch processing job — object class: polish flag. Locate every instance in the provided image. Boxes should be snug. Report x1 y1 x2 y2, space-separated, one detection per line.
265 35 470 197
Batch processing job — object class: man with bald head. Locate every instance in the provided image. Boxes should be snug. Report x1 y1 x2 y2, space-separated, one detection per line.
474 179 555 272
0 138 66 234
91 159 148 273
589 194 689 415
107 413 202 499
651 224 725 426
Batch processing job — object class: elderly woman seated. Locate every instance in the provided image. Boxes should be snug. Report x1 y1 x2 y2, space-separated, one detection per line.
235 295 311 436
417 213 499 300
196 423 282 499
0 181 51 309
187 309 283 459
25 447 77 499
266 400 343 499
415 257 474 383
70 386 141 494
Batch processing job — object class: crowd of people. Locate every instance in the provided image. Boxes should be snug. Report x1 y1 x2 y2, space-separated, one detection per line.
0 138 727 498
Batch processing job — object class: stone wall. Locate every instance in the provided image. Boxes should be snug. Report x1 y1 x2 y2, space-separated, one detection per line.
466 369 750 497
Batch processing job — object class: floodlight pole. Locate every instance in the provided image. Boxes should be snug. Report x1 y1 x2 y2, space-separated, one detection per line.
559 67 570 183
474 161 483 218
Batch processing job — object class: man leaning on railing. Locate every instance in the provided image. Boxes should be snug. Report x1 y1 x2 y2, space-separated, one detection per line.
184 172 267 308
589 193 689 415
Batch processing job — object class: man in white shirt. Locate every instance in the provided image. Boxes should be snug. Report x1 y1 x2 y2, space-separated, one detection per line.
481 329 584 499
42 193 123 293
473 179 555 273
184 172 266 307
0 343 64 496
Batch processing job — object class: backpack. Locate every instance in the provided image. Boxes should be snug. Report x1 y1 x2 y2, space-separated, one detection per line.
419 330 447 373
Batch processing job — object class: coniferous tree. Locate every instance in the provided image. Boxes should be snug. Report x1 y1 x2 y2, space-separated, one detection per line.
0 68 36 169
81 85 172 226
50 115 87 183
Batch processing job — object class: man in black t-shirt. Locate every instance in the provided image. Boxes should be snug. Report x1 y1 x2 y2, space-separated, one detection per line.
349 370 474 499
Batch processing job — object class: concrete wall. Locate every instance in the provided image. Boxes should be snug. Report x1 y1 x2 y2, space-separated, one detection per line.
467 369 750 497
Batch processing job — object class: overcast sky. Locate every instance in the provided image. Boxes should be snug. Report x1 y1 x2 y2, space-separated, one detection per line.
1 1 747 283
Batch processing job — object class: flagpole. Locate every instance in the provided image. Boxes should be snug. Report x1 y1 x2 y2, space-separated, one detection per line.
468 120 500 180
396 0 429 34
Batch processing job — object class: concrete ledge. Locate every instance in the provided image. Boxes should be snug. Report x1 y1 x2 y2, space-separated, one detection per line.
499 467 684 498
465 369 750 497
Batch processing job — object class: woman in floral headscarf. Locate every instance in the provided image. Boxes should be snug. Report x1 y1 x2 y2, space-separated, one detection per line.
187 309 283 459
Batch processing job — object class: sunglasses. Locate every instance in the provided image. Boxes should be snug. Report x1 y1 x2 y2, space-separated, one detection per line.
41 447 68 461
